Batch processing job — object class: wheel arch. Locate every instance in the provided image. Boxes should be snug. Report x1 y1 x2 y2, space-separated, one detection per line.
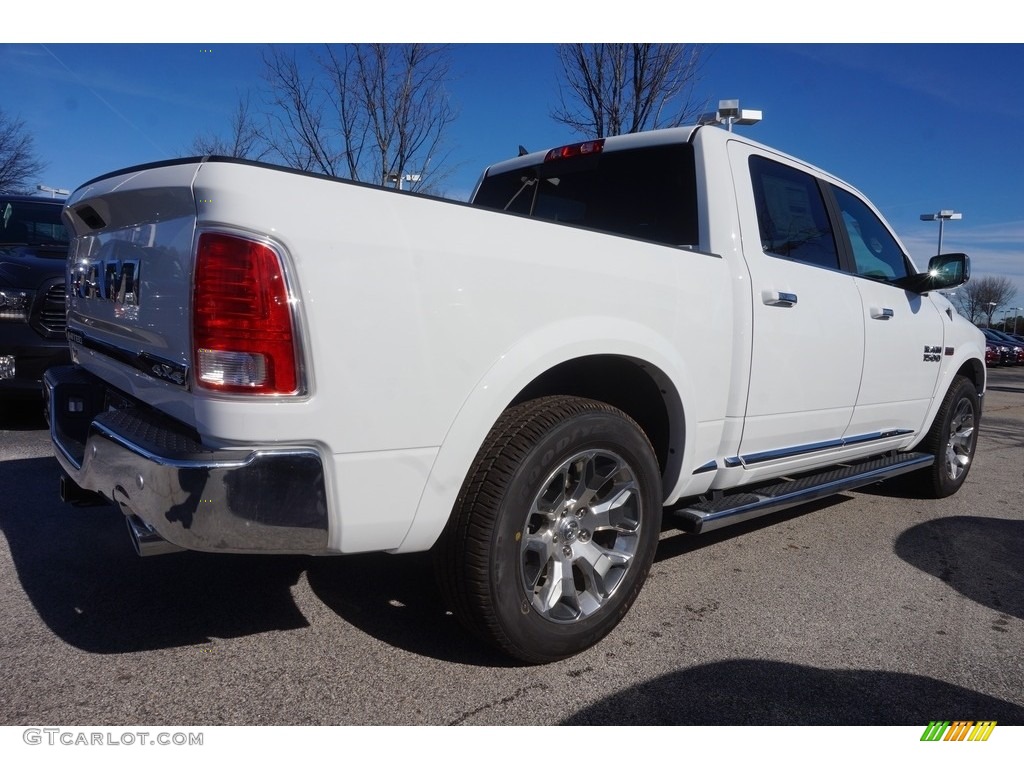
510 355 682 479
911 349 986 456
394 321 692 554
956 356 986 396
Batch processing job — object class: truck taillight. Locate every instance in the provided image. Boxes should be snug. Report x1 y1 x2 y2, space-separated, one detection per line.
193 232 299 395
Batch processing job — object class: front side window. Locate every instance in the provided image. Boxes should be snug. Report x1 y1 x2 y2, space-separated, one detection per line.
749 156 839 270
472 144 699 248
830 186 909 281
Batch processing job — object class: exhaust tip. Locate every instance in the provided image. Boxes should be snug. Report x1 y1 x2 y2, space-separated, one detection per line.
125 515 184 557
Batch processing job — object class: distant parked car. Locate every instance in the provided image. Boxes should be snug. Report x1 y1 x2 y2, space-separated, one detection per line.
981 328 1024 365
985 343 1000 367
988 329 1024 357
0 195 70 397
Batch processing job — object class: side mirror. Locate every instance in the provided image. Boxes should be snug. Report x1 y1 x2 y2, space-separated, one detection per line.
895 253 970 293
926 252 970 290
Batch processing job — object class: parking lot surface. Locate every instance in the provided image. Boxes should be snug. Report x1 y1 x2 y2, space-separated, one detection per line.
1 368 1021 726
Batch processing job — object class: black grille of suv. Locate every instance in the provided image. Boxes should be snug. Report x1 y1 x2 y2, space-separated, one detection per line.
35 283 67 336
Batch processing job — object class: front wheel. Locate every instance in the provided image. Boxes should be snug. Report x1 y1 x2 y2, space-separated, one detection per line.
914 375 980 498
434 396 662 664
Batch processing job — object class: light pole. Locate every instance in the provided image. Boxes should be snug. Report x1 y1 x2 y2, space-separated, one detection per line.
700 99 762 132
920 209 962 255
986 301 997 328
1011 307 1023 336
37 184 70 199
382 172 422 190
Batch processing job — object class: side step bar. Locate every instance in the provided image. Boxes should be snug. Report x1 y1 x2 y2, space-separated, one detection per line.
672 452 934 534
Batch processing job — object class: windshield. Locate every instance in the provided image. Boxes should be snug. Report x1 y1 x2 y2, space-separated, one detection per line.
1 200 70 247
987 329 1021 344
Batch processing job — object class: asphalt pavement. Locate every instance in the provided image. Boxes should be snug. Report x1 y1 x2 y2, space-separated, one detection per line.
0 368 1021 726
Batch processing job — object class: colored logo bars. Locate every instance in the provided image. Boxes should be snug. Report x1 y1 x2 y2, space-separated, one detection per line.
921 721 997 742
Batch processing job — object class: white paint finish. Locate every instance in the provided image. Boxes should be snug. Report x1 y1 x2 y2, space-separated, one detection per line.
847 278 944 435
190 160 734 552
329 446 439 553
189 163 729 450
57 127 987 556
725 140 864 459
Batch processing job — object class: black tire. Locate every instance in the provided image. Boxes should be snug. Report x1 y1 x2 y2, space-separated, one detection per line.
433 396 662 664
914 375 980 498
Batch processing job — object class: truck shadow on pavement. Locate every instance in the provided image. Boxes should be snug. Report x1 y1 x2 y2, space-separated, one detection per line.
0 455 510 664
894 515 1024 621
654 495 850 563
0 452 859 666
304 554 516 667
561 659 1024 724
6 452 1018 671
0 399 47 430
0 457 312 654
302 496 854 666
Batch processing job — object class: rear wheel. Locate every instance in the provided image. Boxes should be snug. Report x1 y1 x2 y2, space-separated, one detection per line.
914 375 980 498
434 396 662 663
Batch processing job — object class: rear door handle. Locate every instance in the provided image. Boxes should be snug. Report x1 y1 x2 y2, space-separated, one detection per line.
762 290 798 307
870 307 894 320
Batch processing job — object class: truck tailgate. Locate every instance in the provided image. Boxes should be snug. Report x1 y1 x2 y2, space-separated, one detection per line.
63 161 201 425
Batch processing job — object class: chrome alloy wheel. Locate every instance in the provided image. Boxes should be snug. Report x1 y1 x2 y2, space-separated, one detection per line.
944 396 975 481
519 449 643 623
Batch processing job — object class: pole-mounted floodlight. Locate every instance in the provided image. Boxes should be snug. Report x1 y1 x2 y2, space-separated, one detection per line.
985 301 997 328
920 209 962 255
37 184 70 199
383 172 422 190
699 99 762 132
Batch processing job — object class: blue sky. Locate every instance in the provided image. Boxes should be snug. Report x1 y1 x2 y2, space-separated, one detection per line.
4 7 1022 313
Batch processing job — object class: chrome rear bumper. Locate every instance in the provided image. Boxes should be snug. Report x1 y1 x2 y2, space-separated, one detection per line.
45 366 329 555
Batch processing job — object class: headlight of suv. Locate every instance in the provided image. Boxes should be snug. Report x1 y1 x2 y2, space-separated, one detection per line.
0 289 34 322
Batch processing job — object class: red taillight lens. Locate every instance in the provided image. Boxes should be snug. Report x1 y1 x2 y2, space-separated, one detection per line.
193 232 299 395
543 139 605 163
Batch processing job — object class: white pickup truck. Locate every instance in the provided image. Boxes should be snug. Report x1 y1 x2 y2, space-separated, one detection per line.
47 123 985 662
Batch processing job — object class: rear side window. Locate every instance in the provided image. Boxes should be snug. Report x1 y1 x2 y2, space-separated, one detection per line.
749 156 839 270
473 144 699 248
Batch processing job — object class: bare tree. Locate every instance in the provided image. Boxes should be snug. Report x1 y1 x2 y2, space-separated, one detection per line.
260 46 342 175
954 275 1017 326
189 94 266 160
258 44 456 191
350 44 456 190
551 44 707 138
0 109 46 193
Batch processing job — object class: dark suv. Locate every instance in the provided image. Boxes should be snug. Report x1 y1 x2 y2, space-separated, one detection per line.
0 195 70 397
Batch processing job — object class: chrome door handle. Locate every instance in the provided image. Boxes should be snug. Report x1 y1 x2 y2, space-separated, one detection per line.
870 307 894 320
762 290 798 307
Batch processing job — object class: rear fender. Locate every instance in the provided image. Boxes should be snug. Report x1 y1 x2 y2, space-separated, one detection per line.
393 316 695 553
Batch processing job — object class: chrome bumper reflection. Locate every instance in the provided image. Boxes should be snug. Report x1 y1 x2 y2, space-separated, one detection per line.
45 366 329 554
